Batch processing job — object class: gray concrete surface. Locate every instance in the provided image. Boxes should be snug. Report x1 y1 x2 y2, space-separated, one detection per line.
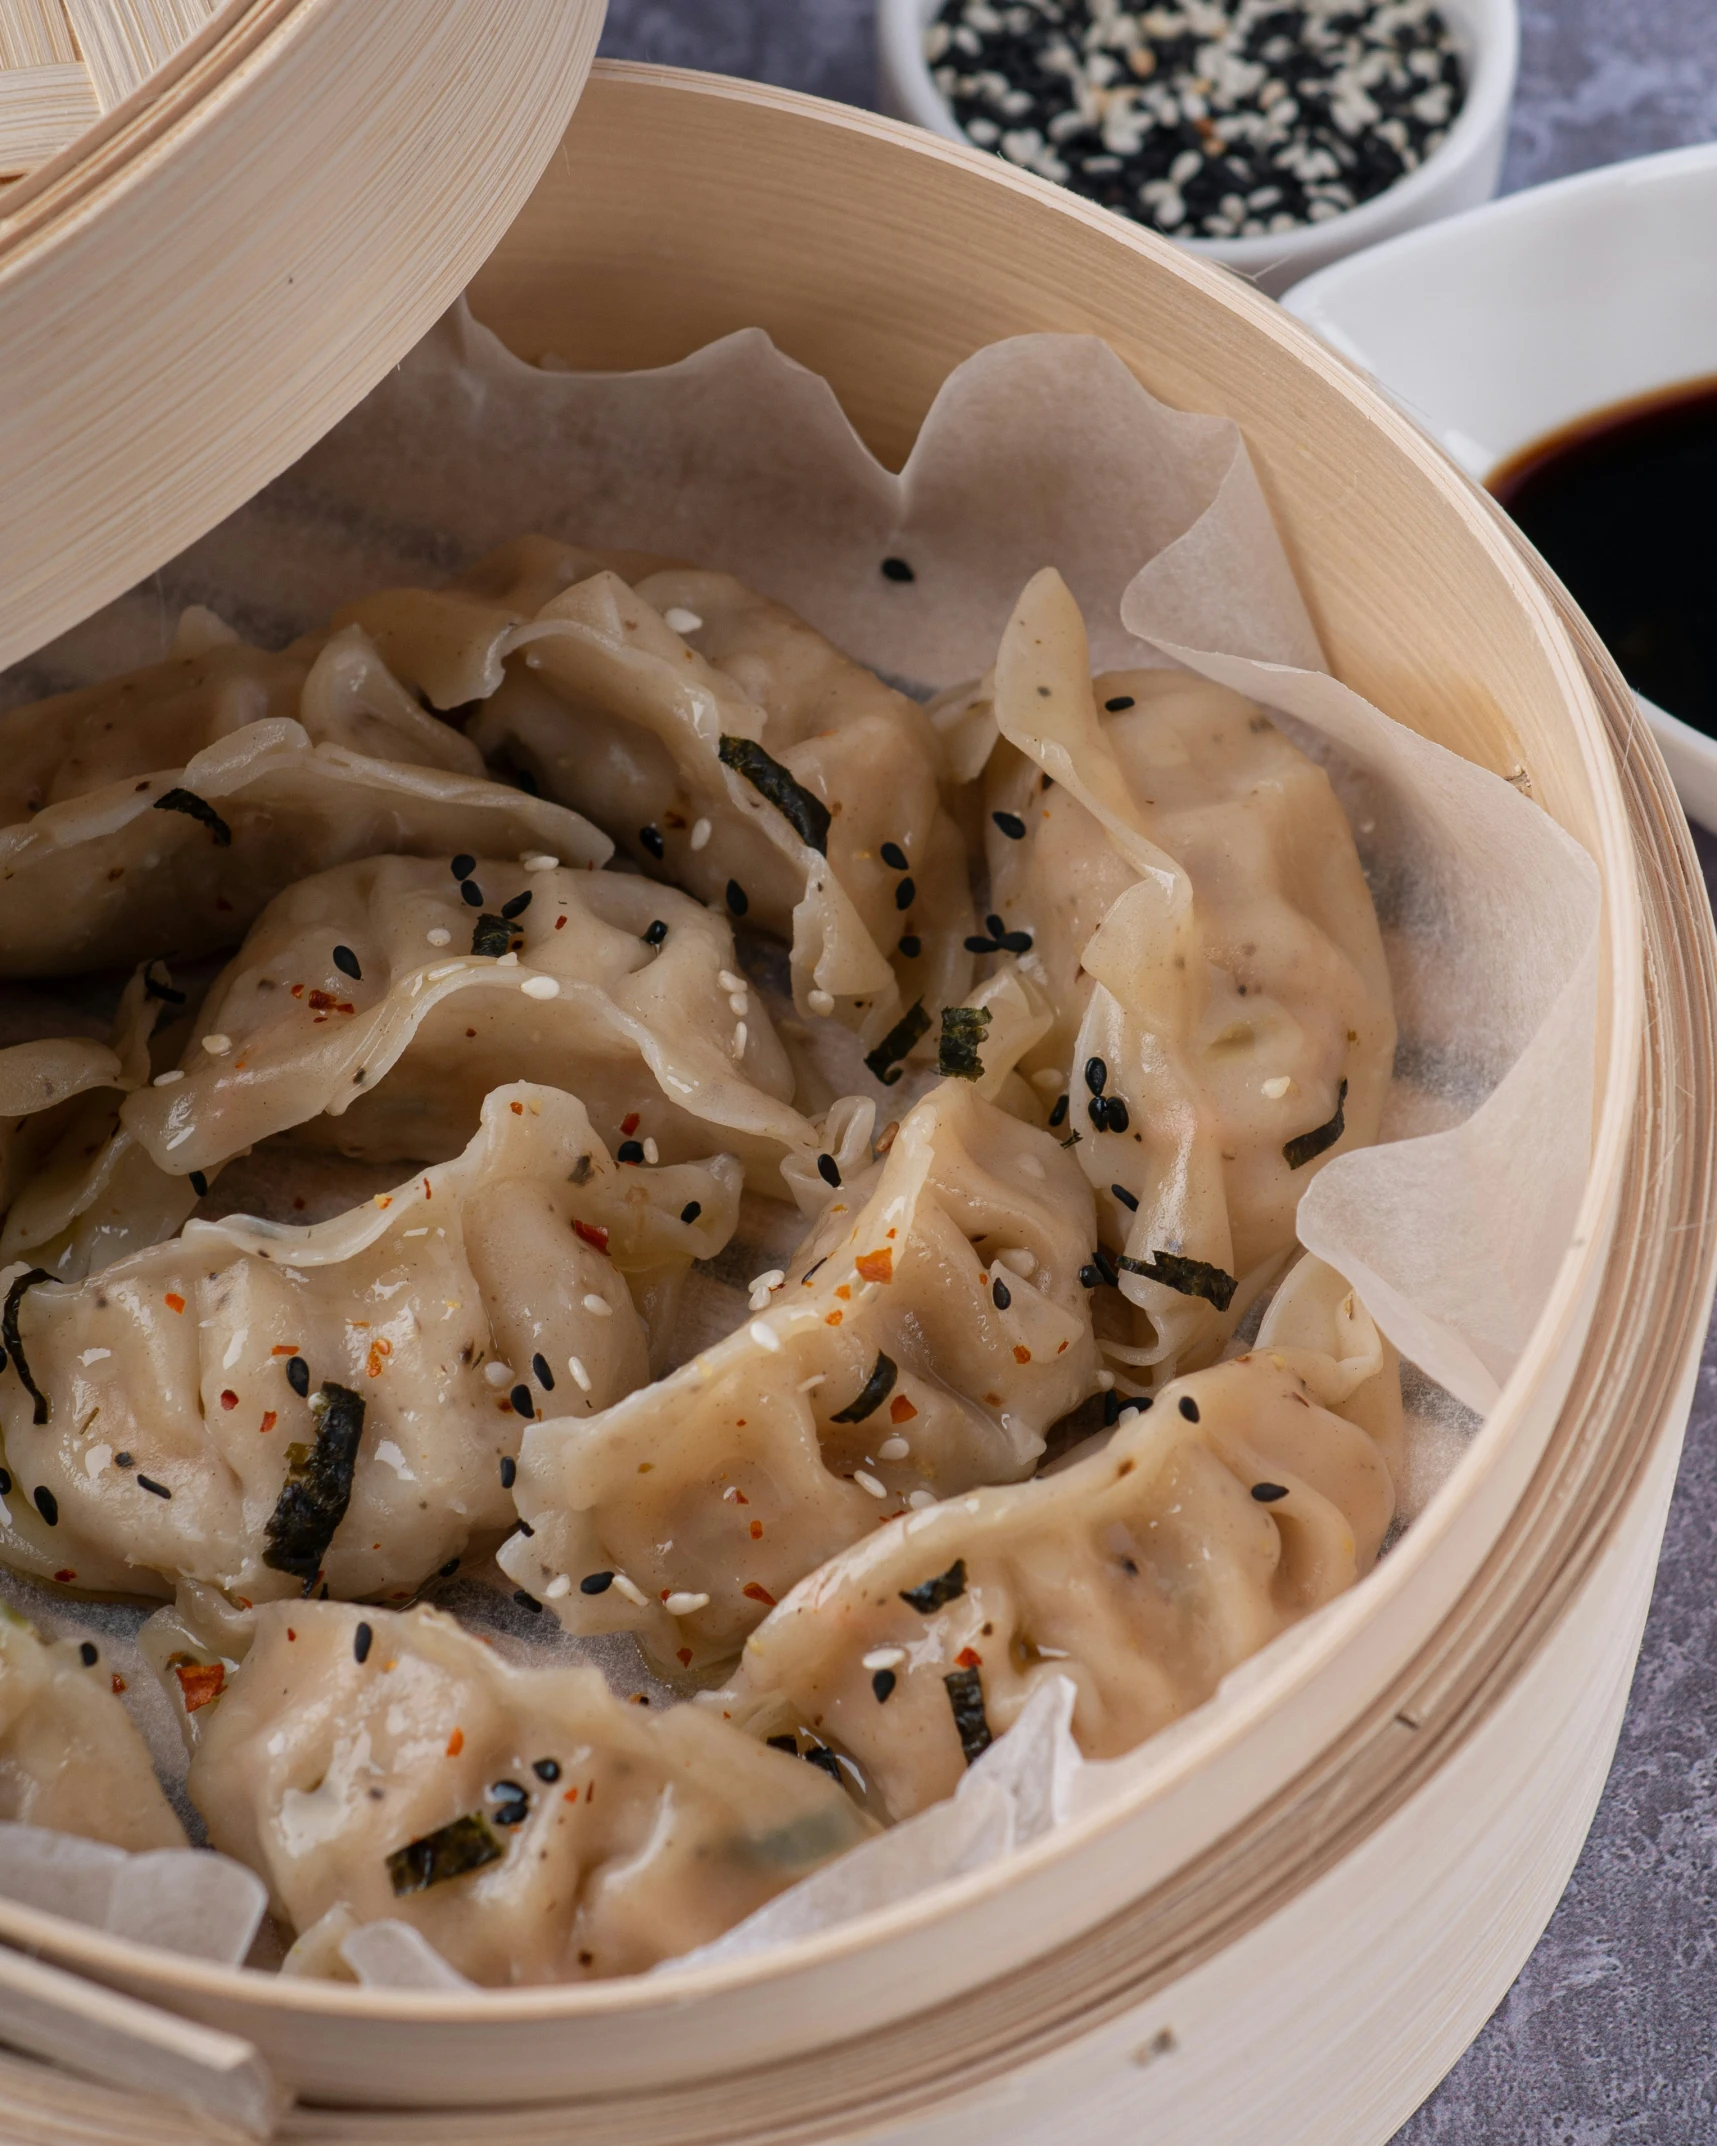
596 6 1717 2137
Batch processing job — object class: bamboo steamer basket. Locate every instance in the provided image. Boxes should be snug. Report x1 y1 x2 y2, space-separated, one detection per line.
0 60 1711 2146
0 0 605 675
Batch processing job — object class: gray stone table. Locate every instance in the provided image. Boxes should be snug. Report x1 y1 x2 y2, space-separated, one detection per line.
596 6 1717 2138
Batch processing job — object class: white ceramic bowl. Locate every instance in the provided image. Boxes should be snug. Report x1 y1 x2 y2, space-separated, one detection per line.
1284 141 1717 828
876 0 1518 295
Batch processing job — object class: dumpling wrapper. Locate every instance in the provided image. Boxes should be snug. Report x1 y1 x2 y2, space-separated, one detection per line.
987 569 1395 1375
0 1083 740 1604
716 1256 1401 1821
0 645 610 977
186 1599 874 1986
344 539 976 1047
0 1607 185 1850
117 855 813 1189
501 1080 1100 1669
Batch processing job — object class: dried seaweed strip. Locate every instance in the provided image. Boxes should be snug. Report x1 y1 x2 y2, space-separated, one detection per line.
3 1268 57 1426
151 789 232 847
899 1559 967 1614
386 1810 505 1896
1117 1250 1238 1311
863 1000 930 1086
1283 1078 1349 1170
937 1004 992 1081
830 1351 897 1424
470 914 520 958
943 1665 992 1765
718 735 831 855
262 1381 366 1589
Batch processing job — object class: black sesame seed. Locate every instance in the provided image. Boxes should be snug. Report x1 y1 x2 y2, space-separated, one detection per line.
617 1140 645 1164
500 890 532 921
894 877 916 911
986 913 1005 937
188 1170 209 1198
726 879 749 917
459 879 484 907
998 930 1034 954
490 1778 527 1803
1252 1482 1290 1503
1091 1247 1118 1288
509 1384 534 1420
1179 1396 1201 1423
639 825 665 860
580 1570 615 1595
803 1745 844 1784
1102 1388 1122 1426
992 810 1026 840
1049 1094 1069 1128
451 854 476 881
1104 695 1136 713
991 1275 1012 1310
880 842 909 871
286 1355 310 1398
1084 1056 1108 1096
680 1200 702 1224
353 1621 373 1664
532 1758 562 1782
899 935 922 959
34 1486 57 1525
513 1589 543 1614
137 1475 171 1499
499 1455 518 1489
873 1668 898 1703
0 1469 11 1496
79 1641 98 1667
439 1557 460 1576
114 1453 134 1470
644 919 668 946
532 1353 554 1391
1111 1183 1139 1212
492 1794 531 1827
881 557 915 583
817 1153 842 1188
1105 1097 1131 1134
1079 1264 1104 1290
332 944 362 980
964 935 1000 955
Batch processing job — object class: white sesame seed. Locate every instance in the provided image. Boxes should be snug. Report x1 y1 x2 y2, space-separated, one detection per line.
728 991 749 1016
878 1436 911 1460
152 1068 185 1087
200 1033 231 1056
426 927 452 946
907 1489 937 1511
483 1361 512 1387
545 1574 571 1599
690 817 712 851
582 1293 612 1316
863 1647 906 1671
664 1590 711 1615
663 606 704 635
521 853 559 871
749 1318 782 1353
807 988 835 1016
642 1137 659 1165
497 950 519 967
732 1022 748 1058
748 1270 785 1311
521 975 560 1000
1261 1075 1294 1099
1097 1370 1116 1391
717 970 744 992
854 1471 888 1499
611 1572 648 1607
566 1355 592 1394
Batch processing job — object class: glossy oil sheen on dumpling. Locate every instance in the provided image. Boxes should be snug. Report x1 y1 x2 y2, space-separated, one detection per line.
718 1258 1400 1820
0 1608 185 1849
116 855 812 1187
344 538 975 1048
501 1080 1100 1669
186 1600 872 1985
0 1084 739 1603
0 623 609 976
986 568 1395 1374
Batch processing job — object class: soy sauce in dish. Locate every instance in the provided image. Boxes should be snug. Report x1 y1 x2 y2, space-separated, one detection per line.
1489 374 1717 736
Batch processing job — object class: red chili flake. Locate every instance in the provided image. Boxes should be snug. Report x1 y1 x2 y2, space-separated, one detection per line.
743 1581 776 1606
620 1113 641 1137
290 984 304 998
563 1785 579 1803
423 1179 432 1199
572 1219 610 1254
825 1311 843 1326
110 1673 127 1693
677 1648 693 1667
834 1284 852 1301
465 1028 477 1038
234 1597 252 1610
446 1727 464 1756
220 1390 238 1411
889 1394 918 1424
555 915 567 930
955 1647 982 1670
164 1293 186 1314
258 1411 277 1435
749 1519 763 1540
886 1228 897 1240
855 1249 893 1284
366 1338 392 1378
984 1391 1003 1405
732 1488 749 1504
54 1569 76 1583
270 1344 299 1357
510 1101 524 1116
1057 1339 1068 1354
285 1630 296 1642
175 1661 225 1712
497 1398 514 1414
307 989 354 1015
1013 1344 1032 1364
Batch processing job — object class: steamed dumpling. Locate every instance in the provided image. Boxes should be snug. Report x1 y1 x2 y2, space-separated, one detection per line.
116 856 813 1187
0 628 609 977
342 540 976 1049
500 1080 1100 1669
716 1258 1400 1819
186 1599 873 1985
0 1608 184 1849
0 1084 740 1604
986 569 1394 1376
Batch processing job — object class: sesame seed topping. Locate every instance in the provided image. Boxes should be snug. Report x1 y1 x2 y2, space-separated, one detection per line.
881 557 915 583
991 1275 1012 1310
451 854 476 880
1179 1395 1201 1422
79 1641 98 1667
864 1646 907 1670
1111 1183 1140 1211
907 1488 937 1510
152 1068 185 1086
582 1293 612 1316
353 1621 373 1663
663 606 704 634
521 853 559 872
1252 1481 1290 1502
878 1436 911 1460
612 1572 649 1607
521 975 560 999
640 825 665 859
680 1200 702 1224
895 877 917 910
200 1033 231 1056
644 919 669 946
854 1470 889 1498
426 927 451 946
817 1153 842 1188
992 810 1027 840
566 1356 592 1394
580 1570 614 1595
690 817 712 851
808 988 836 1015
749 1318 782 1353
1261 1074 1294 1098
532 1353 554 1390
881 842 909 870
482 1361 512 1387
510 1384 535 1419
664 1590 711 1614
726 879 749 916
1104 695 1136 712
500 1455 518 1488
898 936 922 959
873 1669 898 1702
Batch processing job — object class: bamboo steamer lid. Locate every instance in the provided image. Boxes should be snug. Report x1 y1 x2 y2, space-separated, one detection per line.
0 0 605 672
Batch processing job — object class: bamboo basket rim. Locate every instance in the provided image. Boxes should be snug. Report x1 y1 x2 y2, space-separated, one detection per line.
0 63 1664 2038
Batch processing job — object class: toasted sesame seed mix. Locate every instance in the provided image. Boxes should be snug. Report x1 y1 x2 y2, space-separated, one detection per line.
1179 1394 1201 1421
533 1758 562 1782
459 878 484 907
895 876 917 911
332 944 362 980
927 0 1464 242
726 879 749 916
532 1352 555 1391
510 1383 535 1420
991 1274 1012 1310
1104 694 1137 711
79 1641 98 1667
873 1668 898 1702
992 810 1027 840
616 1140 645 1165
881 557 916 583
513 1588 543 1614
580 1570 615 1595
353 1620 373 1664
1111 1182 1140 1210
881 841 910 871
1252 1480 1289 1500
644 919 669 946
898 935 922 958
285 1354 310 1397
639 825 665 860
499 1455 518 1489
1049 1094 1070 1127
680 1200 702 1225
451 854 476 880
816 1152 842 1188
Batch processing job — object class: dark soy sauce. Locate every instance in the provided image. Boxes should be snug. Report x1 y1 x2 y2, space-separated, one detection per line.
1489 374 1717 737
